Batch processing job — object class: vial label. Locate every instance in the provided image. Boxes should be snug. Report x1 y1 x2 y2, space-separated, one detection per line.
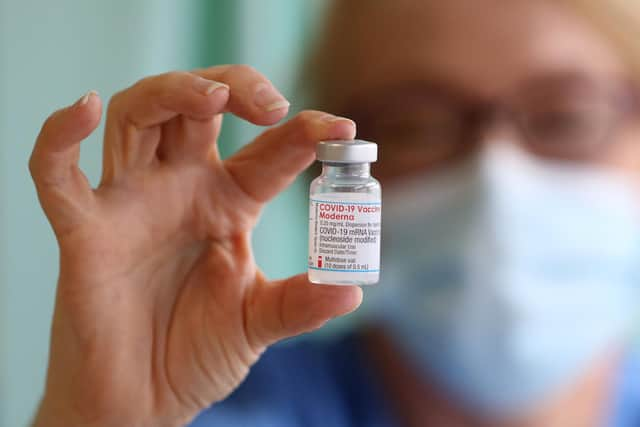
308 194 381 284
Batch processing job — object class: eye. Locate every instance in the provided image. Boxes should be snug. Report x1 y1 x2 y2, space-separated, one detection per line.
378 124 466 171
528 108 595 138
522 104 614 146
369 102 466 144
517 101 618 163
515 76 623 158
343 84 480 175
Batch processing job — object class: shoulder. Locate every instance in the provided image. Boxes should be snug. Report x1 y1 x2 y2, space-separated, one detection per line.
610 348 640 427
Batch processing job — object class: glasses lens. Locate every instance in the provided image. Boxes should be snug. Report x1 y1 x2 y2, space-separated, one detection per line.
522 104 615 157
517 78 623 160
359 102 469 176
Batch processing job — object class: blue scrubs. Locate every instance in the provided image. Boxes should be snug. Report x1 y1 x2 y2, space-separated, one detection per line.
190 332 640 427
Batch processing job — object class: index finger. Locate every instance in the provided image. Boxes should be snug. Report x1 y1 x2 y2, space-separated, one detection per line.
193 64 291 126
107 66 291 131
101 67 291 179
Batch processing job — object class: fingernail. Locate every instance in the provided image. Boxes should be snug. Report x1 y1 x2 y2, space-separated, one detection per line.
77 90 98 106
253 82 290 112
193 77 229 96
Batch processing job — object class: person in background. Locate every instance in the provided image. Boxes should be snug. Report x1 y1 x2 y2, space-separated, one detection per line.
30 1 640 426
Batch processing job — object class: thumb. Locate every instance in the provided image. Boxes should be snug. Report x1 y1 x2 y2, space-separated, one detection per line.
246 274 363 349
29 91 102 235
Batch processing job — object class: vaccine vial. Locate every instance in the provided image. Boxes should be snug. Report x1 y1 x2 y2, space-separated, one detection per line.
308 140 381 285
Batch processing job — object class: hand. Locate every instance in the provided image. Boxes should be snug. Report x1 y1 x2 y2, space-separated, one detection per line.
30 66 362 427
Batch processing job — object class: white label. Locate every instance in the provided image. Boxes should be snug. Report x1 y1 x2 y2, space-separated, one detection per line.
308 196 381 273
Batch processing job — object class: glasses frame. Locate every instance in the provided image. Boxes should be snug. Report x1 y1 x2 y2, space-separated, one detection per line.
343 74 640 168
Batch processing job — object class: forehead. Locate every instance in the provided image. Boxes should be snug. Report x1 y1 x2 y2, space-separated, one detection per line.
325 0 626 105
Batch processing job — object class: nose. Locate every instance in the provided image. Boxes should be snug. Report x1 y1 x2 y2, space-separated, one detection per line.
472 108 526 151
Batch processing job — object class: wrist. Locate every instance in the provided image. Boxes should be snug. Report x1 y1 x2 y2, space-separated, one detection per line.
33 397 132 427
33 395 110 427
32 397 83 427
33 395 192 427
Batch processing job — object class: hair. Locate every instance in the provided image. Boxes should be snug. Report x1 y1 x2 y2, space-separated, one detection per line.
564 0 640 78
304 0 640 110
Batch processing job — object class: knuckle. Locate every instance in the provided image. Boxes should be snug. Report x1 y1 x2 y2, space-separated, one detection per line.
192 64 225 78
151 72 186 101
39 109 62 136
137 70 185 86
296 109 323 121
159 70 191 86
108 71 181 113
28 147 47 185
127 73 158 93
106 89 126 116
27 152 39 179
131 74 161 95
135 74 154 86
234 64 259 75
30 109 62 178
142 71 192 103
224 64 261 79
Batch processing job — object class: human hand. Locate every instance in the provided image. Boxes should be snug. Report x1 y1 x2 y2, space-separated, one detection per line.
30 66 362 427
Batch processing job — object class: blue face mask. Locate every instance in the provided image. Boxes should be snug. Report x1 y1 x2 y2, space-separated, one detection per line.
377 143 640 416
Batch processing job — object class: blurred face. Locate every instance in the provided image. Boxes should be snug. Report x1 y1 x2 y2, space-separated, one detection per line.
324 0 640 183
318 0 640 415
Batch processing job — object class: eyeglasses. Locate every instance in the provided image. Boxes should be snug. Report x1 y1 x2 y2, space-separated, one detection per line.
343 74 640 175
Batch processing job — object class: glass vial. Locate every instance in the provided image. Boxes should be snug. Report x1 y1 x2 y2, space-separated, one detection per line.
308 140 381 285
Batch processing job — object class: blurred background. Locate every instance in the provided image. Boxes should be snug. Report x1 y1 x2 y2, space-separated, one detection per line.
0 1 325 425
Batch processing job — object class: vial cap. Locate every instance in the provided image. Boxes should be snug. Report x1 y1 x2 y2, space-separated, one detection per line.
316 139 378 163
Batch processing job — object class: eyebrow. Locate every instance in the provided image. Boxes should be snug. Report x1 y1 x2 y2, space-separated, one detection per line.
339 79 475 118
342 70 620 117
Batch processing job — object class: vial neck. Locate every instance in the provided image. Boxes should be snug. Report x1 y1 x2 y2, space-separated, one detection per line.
322 162 371 179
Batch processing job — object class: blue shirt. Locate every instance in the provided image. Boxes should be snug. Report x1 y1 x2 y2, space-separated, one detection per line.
190 332 640 427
